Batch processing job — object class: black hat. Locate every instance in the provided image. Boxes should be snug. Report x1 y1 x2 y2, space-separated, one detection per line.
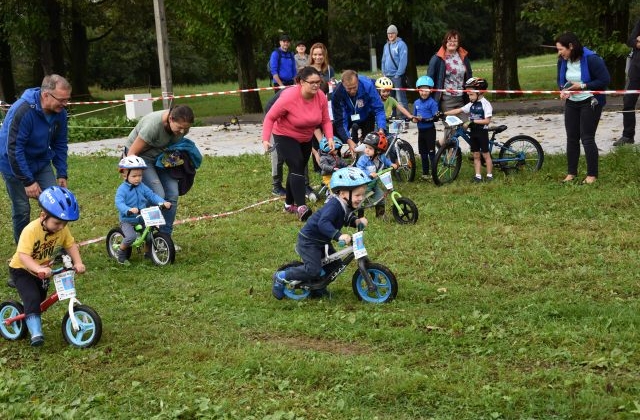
296 40 305 46
279 34 291 42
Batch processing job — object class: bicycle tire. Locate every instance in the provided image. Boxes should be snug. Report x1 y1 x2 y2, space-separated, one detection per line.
393 140 416 182
150 232 175 266
498 135 544 172
106 228 132 261
351 262 398 303
276 261 311 300
432 142 462 186
0 300 28 341
62 304 102 348
391 197 419 224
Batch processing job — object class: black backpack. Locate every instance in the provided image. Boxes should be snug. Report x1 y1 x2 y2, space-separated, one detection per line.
267 49 287 75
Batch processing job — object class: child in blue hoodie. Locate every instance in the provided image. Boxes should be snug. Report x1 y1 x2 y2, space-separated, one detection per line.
114 155 171 264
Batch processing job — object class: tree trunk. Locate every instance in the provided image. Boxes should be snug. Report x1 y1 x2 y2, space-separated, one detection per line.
0 25 16 102
492 0 521 98
70 0 90 97
601 6 629 89
41 0 66 76
233 29 263 114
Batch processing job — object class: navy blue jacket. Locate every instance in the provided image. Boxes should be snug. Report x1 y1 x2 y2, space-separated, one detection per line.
299 196 357 244
557 47 611 106
0 88 68 186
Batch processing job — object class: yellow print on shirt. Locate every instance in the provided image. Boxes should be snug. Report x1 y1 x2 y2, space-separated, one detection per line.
32 237 62 262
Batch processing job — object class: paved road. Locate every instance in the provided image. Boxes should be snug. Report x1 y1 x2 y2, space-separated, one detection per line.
69 97 629 157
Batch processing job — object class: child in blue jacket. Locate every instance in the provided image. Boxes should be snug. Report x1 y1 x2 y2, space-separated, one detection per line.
272 167 370 299
412 76 441 178
114 155 171 264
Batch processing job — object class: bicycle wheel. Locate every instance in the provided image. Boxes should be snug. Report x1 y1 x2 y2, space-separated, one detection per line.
432 142 462 185
0 300 28 341
393 140 416 182
277 262 311 300
106 228 132 261
62 305 102 348
498 135 544 172
351 262 398 303
150 232 175 266
391 197 419 224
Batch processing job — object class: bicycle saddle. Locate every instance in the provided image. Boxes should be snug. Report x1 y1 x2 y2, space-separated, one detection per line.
487 125 508 134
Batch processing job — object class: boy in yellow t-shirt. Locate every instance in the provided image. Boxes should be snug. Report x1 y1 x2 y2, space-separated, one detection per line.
8 186 85 347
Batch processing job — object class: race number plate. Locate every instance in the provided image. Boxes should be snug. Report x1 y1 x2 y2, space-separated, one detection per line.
53 271 76 300
141 206 166 227
352 231 367 259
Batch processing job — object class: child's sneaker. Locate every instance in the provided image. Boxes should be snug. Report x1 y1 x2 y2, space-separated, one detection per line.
297 205 312 221
305 186 317 202
116 248 128 264
284 203 298 214
30 334 44 347
272 271 286 300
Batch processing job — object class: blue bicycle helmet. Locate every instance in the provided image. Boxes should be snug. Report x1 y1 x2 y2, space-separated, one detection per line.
38 186 80 221
330 167 370 191
319 137 343 153
416 75 434 88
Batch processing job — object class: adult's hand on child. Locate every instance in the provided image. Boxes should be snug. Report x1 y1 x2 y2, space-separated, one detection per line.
25 182 41 199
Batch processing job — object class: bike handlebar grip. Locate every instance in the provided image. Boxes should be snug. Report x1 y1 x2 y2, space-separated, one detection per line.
338 240 346 247
357 223 365 231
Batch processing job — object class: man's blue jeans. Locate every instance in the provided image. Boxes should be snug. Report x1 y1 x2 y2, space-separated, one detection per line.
141 161 179 235
2 166 56 243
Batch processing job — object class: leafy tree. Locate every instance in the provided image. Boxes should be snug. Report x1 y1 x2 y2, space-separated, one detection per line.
521 0 636 88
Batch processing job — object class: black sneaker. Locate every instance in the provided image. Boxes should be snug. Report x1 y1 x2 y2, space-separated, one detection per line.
471 176 483 183
613 136 634 146
272 185 287 196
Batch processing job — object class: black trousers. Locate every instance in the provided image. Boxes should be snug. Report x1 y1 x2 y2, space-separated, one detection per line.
564 98 602 177
273 134 313 206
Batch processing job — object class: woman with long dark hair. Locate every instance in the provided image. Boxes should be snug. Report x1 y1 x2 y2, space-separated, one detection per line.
556 32 610 184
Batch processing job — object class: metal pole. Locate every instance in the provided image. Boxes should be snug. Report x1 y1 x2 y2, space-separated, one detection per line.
153 0 173 109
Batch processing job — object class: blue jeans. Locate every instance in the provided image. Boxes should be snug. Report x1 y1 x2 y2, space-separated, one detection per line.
141 160 179 235
391 76 408 110
2 166 56 243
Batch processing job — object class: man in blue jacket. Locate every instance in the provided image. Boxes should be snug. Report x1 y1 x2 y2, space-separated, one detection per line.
381 24 409 110
332 70 387 156
270 34 297 88
0 74 72 243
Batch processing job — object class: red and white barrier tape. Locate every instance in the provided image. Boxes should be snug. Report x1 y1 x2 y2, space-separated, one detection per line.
77 196 281 247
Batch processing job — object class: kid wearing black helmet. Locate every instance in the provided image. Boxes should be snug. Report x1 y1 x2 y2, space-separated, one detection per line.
7 186 85 347
445 77 494 182
355 131 398 216
272 167 370 300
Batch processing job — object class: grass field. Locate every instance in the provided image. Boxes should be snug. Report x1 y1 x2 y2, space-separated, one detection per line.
1 145 639 418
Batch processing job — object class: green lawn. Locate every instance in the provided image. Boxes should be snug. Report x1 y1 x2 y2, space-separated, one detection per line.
1 147 639 419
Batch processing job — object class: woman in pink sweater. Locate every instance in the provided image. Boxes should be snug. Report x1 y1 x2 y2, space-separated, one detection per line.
262 66 335 221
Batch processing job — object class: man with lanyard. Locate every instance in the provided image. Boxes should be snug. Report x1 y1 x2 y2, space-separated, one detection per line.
332 70 387 156
381 24 409 110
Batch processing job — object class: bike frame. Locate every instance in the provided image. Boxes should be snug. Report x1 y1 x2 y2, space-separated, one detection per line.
3 266 84 332
446 123 525 165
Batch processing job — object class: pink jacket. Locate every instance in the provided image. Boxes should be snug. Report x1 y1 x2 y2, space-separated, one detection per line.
262 85 333 143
